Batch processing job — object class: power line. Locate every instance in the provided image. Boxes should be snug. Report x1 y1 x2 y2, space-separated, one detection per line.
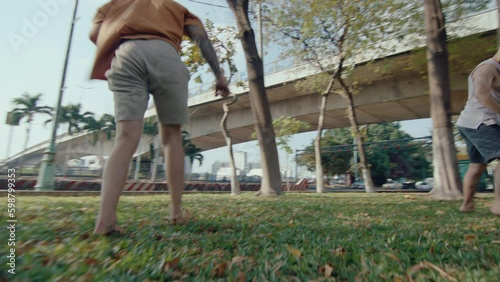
187 0 230 9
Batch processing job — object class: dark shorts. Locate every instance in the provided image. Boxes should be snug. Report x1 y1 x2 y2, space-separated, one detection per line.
458 124 500 164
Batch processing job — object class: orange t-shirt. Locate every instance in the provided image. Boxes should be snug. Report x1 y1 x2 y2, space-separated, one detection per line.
90 0 204 80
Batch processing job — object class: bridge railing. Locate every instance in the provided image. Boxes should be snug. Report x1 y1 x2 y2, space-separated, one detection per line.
187 56 298 97
187 7 495 99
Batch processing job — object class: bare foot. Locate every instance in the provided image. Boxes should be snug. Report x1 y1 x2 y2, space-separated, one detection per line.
459 204 475 213
165 211 191 225
490 205 500 216
93 221 117 235
166 216 189 225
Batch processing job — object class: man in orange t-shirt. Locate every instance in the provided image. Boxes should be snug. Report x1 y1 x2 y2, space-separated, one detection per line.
89 0 230 235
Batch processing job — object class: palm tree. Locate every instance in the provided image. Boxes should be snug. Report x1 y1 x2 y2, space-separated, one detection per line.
83 114 115 176
45 103 94 176
83 114 115 145
46 103 94 135
11 93 52 161
182 131 203 180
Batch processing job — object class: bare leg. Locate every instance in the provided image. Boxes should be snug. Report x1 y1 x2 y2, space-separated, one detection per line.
459 163 487 212
490 160 500 216
94 120 143 234
160 124 185 221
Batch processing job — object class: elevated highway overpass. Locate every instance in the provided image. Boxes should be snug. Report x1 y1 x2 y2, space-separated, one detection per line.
2 9 497 167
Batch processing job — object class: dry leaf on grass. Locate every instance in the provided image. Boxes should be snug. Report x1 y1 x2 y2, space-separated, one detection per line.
162 257 180 272
435 210 446 215
404 195 416 199
383 252 402 264
236 271 245 282
407 261 457 282
85 258 99 266
230 256 250 267
464 234 477 243
336 212 345 218
324 263 334 277
393 276 405 282
171 270 186 280
332 246 346 256
286 244 302 258
212 262 228 277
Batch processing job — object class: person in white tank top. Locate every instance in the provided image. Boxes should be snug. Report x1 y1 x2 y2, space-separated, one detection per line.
456 48 500 216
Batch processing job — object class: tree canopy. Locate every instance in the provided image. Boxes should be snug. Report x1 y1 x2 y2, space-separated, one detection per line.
297 123 432 185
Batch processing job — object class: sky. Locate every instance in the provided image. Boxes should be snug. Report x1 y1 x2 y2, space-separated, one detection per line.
0 0 434 175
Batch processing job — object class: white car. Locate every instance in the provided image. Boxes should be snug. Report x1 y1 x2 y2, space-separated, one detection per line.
350 180 365 189
382 179 402 189
415 178 433 190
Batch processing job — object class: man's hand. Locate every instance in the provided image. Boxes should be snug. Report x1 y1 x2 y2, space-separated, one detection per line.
215 74 230 98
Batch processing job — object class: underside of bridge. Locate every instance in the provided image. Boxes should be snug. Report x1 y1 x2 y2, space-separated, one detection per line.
186 32 496 151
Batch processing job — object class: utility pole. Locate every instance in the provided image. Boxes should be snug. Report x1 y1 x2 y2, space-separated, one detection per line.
4 112 21 161
6 126 14 160
497 0 500 47
257 2 264 63
35 0 79 190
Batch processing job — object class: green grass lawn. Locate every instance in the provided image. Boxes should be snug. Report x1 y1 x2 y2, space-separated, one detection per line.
2 193 499 281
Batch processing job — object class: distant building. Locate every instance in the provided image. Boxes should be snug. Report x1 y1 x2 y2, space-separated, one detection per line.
247 168 262 177
67 155 108 171
246 162 260 171
234 151 247 171
212 161 229 175
216 167 241 181
296 165 314 179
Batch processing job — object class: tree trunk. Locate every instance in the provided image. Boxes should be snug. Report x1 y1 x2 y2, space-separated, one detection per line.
227 0 282 196
220 95 241 195
6 126 14 159
338 85 375 193
19 120 32 172
23 121 32 155
424 0 462 200
314 93 328 193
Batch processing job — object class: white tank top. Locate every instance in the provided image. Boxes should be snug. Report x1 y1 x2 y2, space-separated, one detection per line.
456 58 500 129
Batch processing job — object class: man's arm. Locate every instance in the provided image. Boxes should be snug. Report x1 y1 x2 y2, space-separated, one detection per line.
473 64 500 114
89 2 113 44
185 24 222 77
185 24 230 97
89 22 102 44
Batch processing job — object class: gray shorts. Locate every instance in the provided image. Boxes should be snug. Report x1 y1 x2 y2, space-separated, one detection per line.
106 39 190 124
458 124 500 164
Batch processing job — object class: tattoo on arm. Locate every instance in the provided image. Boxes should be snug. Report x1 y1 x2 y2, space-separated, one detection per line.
186 25 222 77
